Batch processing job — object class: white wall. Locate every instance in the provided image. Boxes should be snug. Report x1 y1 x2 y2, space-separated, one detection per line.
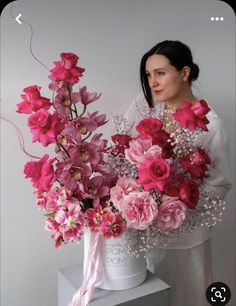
1 0 235 305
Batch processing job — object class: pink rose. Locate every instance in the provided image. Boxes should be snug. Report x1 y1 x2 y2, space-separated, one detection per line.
180 148 212 179
125 137 161 165
179 178 199 209
24 154 56 191
137 157 171 192
173 100 211 131
156 196 187 230
49 52 85 85
110 177 140 211
28 109 65 146
121 191 158 230
136 117 163 137
17 85 51 114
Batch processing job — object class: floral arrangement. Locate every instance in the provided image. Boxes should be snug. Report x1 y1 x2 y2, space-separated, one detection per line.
17 52 225 256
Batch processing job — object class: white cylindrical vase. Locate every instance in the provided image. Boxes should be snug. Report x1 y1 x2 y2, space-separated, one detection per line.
83 229 147 290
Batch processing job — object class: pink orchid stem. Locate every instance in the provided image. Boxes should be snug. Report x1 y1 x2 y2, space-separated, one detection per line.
0 115 40 159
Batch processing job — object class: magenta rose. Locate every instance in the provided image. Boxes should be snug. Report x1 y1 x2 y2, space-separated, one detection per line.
28 109 65 146
156 196 187 230
49 52 85 85
180 148 212 179
17 85 51 114
136 117 163 138
24 154 56 191
121 191 158 230
173 100 210 131
137 157 171 192
179 178 200 209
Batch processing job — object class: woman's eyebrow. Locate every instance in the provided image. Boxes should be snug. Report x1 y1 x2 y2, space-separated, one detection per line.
145 68 166 73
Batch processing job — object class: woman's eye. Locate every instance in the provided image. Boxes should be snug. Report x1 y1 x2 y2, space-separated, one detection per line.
158 71 165 76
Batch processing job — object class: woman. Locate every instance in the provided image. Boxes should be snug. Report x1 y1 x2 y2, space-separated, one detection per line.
125 40 232 306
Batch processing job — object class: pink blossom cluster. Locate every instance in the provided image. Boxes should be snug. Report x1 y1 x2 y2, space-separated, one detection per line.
17 52 123 247
110 100 212 231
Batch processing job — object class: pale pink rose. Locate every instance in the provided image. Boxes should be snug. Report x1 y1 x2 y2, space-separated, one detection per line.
156 196 187 230
24 154 56 192
121 191 158 230
110 177 140 210
125 137 161 165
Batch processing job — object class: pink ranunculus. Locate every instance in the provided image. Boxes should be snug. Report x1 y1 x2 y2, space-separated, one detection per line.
173 100 211 131
28 109 65 146
17 85 52 114
110 176 140 211
136 117 163 138
24 154 56 192
180 148 212 179
121 191 158 230
179 178 200 209
156 196 187 230
137 157 171 192
125 137 161 165
100 212 126 238
49 52 85 85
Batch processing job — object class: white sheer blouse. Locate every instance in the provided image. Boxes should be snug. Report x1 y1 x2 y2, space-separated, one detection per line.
124 92 232 249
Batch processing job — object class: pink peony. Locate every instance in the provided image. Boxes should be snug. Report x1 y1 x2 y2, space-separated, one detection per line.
125 137 161 165
49 52 85 85
179 178 200 209
156 196 187 230
137 157 171 192
110 176 140 211
136 117 163 137
28 109 65 146
173 100 211 131
180 148 212 179
121 191 158 230
24 154 56 191
17 85 52 114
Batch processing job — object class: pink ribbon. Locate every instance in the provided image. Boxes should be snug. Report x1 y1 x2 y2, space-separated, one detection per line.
68 232 104 306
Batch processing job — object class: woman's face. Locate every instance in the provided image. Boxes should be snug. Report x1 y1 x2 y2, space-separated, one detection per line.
145 54 188 103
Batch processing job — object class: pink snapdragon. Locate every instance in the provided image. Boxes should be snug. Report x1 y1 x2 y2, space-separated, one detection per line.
24 154 56 192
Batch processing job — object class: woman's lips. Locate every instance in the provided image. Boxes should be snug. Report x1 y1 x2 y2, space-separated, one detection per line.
154 90 163 95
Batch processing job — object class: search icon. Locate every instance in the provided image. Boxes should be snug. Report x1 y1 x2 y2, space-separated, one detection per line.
215 291 223 299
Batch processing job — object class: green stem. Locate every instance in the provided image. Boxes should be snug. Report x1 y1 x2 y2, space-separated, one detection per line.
57 141 70 158
82 132 92 141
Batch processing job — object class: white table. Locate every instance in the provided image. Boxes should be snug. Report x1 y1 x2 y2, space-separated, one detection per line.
58 263 170 306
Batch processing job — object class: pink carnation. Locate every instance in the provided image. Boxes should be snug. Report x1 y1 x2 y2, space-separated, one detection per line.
156 196 187 230
28 109 65 146
110 177 140 211
121 192 158 230
125 137 161 165
24 154 56 192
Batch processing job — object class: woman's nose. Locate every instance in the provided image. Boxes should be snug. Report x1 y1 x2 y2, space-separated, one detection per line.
149 76 158 88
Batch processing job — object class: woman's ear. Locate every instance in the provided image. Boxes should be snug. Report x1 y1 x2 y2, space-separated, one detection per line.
181 66 191 82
